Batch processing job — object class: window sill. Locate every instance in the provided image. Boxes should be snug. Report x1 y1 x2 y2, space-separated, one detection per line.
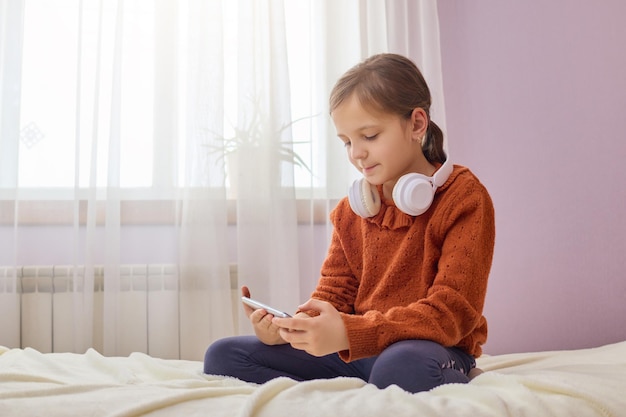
0 198 337 226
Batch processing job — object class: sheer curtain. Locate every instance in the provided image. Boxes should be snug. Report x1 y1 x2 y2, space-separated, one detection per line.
0 0 444 360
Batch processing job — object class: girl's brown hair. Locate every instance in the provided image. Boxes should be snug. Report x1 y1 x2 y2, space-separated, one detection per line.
329 53 446 164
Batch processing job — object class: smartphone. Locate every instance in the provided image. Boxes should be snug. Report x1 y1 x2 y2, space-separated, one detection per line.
241 296 292 318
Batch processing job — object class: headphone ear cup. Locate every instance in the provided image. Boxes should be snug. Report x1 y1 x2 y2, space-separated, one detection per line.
392 173 435 216
348 178 381 218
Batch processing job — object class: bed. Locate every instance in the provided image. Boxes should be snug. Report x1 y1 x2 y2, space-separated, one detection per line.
1 341 625 417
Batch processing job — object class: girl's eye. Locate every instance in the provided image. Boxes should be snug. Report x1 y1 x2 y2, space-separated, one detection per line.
342 140 351 148
364 134 378 140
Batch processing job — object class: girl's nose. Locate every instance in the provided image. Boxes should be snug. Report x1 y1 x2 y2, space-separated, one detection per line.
350 141 366 160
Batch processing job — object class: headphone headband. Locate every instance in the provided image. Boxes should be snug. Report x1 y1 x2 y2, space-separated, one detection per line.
432 154 453 188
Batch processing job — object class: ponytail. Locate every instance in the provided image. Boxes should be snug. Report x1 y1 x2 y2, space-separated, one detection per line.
423 120 447 164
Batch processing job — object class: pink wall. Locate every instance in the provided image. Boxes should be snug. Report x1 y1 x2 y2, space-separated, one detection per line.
438 0 626 354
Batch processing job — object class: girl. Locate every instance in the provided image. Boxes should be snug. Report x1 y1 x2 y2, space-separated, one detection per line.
204 53 495 393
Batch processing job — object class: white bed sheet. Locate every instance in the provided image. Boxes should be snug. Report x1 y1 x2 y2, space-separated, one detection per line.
1 341 625 417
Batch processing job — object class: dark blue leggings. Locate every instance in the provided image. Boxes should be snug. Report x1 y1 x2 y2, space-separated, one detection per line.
203 336 475 393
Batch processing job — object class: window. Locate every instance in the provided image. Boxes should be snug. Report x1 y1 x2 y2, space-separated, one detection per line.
13 0 325 194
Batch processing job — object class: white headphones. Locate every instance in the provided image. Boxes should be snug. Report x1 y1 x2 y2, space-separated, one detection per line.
348 155 453 217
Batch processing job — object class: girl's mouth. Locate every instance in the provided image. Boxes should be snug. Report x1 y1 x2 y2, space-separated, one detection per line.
362 164 377 175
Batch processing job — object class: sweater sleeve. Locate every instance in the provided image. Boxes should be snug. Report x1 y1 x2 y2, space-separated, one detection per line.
339 179 495 361
309 201 360 314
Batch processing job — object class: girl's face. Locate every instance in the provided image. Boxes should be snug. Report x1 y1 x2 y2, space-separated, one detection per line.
331 94 431 193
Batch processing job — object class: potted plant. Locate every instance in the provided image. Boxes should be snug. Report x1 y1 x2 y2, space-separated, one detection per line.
207 100 313 192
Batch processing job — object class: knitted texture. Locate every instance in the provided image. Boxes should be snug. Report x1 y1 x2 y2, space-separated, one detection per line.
312 165 495 361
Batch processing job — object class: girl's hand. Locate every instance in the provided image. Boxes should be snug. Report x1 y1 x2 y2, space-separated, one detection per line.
272 298 349 357
241 286 286 346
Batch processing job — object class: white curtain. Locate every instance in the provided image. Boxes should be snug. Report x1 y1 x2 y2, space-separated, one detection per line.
0 0 443 360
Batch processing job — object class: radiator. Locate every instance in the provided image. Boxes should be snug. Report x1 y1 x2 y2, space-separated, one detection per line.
0 264 239 359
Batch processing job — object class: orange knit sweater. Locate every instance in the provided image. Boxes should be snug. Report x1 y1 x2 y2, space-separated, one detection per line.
312 165 495 362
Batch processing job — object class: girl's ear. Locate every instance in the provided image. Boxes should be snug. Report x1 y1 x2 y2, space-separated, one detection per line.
410 108 428 141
